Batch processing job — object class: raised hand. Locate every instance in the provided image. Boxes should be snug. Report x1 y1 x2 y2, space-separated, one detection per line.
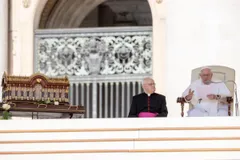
185 89 194 101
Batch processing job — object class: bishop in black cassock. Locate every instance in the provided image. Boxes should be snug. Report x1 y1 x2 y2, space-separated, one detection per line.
128 77 168 118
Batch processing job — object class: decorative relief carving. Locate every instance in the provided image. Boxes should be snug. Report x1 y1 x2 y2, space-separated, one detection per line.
156 0 163 4
36 30 152 76
22 0 30 8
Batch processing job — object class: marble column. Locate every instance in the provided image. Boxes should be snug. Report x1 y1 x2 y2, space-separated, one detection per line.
148 0 167 96
0 0 8 101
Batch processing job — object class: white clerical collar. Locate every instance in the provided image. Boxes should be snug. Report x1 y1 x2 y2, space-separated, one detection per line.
145 92 151 96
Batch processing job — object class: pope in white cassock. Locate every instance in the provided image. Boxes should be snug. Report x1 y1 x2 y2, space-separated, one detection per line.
182 67 231 117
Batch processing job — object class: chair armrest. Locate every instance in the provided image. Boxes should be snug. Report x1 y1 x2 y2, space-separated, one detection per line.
226 96 233 104
177 97 186 104
226 96 233 116
176 97 186 117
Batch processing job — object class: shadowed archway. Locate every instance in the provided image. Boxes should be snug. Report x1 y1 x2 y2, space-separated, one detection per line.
37 0 152 28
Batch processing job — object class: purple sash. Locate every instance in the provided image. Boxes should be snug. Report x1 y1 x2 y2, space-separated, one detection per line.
138 112 158 118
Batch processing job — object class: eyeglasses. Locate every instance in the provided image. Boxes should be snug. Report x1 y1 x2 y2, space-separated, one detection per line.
201 74 211 77
147 83 156 86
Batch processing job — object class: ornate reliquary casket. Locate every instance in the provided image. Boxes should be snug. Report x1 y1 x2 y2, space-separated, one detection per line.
1 72 85 117
2 72 69 103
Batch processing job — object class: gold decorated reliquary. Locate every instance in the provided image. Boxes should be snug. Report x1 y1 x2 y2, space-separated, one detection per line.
2 72 70 104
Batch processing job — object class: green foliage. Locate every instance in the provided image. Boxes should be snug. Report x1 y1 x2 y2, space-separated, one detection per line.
2 111 11 120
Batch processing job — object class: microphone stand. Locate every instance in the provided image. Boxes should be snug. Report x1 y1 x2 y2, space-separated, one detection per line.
230 81 239 116
234 87 239 116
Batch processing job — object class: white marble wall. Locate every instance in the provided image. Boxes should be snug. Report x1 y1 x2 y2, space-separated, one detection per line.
1 117 240 159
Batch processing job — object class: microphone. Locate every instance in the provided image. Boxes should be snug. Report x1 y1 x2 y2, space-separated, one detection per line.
210 80 239 116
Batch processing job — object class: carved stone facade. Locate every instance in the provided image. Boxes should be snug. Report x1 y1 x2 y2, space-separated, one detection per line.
36 27 152 77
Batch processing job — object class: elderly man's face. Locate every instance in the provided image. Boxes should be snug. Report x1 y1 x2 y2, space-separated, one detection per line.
200 69 213 84
143 79 156 94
